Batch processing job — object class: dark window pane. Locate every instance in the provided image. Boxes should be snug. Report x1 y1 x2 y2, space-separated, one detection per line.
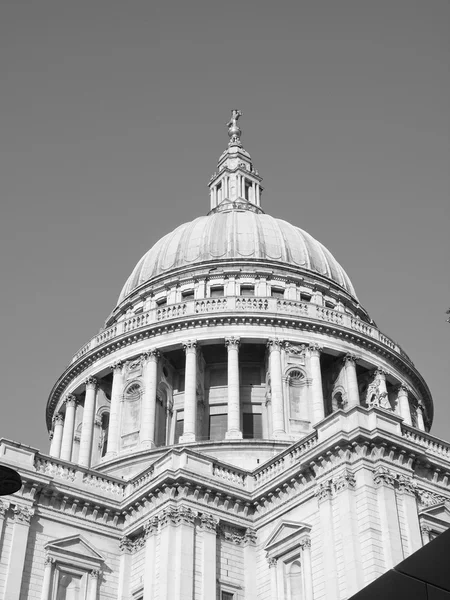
210 286 224 298
241 366 262 386
243 413 262 439
209 414 227 441
182 290 194 300
174 419 184 444
209 367 227 387
222 593 234 600
271 287 284 298
240 286 254 296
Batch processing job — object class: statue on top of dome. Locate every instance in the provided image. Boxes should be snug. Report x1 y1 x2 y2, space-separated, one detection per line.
227 109 243 146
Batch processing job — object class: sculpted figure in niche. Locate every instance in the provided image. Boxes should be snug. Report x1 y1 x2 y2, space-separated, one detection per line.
365 371 390 410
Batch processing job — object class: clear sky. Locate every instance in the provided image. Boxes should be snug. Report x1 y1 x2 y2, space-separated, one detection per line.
0 1 448 452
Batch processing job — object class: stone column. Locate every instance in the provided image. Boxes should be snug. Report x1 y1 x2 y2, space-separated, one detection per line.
142 518 159 600
4 505 34 600
373 467 403 568
332 470 364 597
118 537 133 600
60 395 78 461
40 554 54 600
301 540 314 600
417 404 426 431
180 341 197 443
315 482 339 600
225 337 242 439
243 529 257 600
309 344 325 424
79 377 97 467
88 569 100 600
105 361 124 458
344 355 360 408
50 413 64 458
141 350 160 448
397 385 412 425
199 514 218 600
267 339 286 437
397 475 422 556
268 557 278 599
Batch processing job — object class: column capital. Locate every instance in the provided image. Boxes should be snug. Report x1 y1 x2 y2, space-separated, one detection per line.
243 527 257 546
48 431 53 441
373 367 387 378
119 535 134 554
299 538 311 550
421 524 432 535
182 339 198 354
144 516 159 538
89 568 101 579
267 556 277 568
333 469 356 493
417 403 425 414
44 553 55 566
225 336 240 350
395 383 410 396
64 394 78 408
308 343 323 356
343 353 359 365
397 475 416 496
373 466 396 488
110 360 124 373
199 513 219 533
52 413 64 426
142 349 160 363
315 481 333 503
267 338 285 351
13 505 34 524
84 376 98 390
0 501 8 518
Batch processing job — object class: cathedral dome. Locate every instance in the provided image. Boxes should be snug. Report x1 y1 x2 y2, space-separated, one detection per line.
118 211 357 304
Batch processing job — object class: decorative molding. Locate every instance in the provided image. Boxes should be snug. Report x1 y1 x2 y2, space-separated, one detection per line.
243 528 257 546
182 340 198 354
84 376 98 389
0 501 8 518
373 466 396 488
315 482 333 503
64 394 78 408
416 488 447 507
220 524 246 545
333 470 356 493
199 513 219 533
397 475 416 496
225 337 240 350
119 536 134 553
13 505 34 524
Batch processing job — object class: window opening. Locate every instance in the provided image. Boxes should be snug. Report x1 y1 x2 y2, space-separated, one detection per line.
209 414 227 441
156 298 167 307
243 413 262 439
240 285 255 297
300 293 312 302
271 287 285 298
210 286 224 298
181 290 195 300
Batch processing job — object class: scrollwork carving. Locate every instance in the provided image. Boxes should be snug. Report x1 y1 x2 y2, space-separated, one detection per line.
373 466 396 488
119 536 134 553
315 481 332 503
225 337 240 350
13 506 33 524
84 376 98 389
199 513 219 533
333 470 356 493
397 475 416 496
63 394 78 408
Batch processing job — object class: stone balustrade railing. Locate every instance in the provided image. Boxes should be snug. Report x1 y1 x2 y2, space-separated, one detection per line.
401 426 450 461
71 296 410 365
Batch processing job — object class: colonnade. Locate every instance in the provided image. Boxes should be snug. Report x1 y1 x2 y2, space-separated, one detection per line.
48 339 422 465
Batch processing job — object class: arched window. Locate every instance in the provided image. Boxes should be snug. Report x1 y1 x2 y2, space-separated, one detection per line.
288 369 309 422
100 412 109 457
288 561 303 600
155 391 167 447
121 382 142 450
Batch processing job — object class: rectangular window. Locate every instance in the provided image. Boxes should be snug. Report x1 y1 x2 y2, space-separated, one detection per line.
181 290 195 300
325 301 335 309
210 286 224 298
300 293 312 302
209 414 227 441
243 413 263 439
156 297 167 307
240 285 255 296
209 367 227 387
222 593 234 600
271 287 285 298
241 366 262 386
174 417 184 444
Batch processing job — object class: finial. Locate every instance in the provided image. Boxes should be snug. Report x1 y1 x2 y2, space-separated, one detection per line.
227 109 243 147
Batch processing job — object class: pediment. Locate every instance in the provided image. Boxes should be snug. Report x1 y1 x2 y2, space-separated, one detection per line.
45 535 104 565
264 520 311 555
420 502 450 525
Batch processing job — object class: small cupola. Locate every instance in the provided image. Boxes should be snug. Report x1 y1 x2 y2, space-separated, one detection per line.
208 110 264 214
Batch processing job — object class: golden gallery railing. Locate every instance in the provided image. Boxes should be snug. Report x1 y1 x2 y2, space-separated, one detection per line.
71 296 411 365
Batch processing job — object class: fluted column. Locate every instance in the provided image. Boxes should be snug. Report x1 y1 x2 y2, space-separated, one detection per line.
225 337 242 439
180 340 197 443
309 344 325 424
267 339 286 437
141 350 160 448
417 404 425 431
79 377 97 467
344 355 360 408
105 361 124 458
40 554 54 600
50 413 64 458
60 395 77 461
396 385 412 425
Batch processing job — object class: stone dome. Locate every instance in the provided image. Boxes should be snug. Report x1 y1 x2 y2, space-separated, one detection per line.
118 210 357 304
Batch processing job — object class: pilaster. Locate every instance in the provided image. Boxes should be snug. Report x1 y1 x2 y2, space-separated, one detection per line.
199 513 219 600
397 475 422 555
373 467 403 568
143 517 159 600
243 528 257 600
315 482 339 600
4 505 34 600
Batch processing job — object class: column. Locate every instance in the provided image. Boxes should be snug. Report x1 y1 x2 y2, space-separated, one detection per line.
60 395 77 461
397 475 422 555
309 344 325 424
198 515 218 600
143 518 158 600
396 385 412 426
50 413 64 458
268 558 278 599
344 355 360 408
180 341 197 443
243 529 257 600
267 339 286 437
105 361 124 458
225 337 242 439
374 368 390 408
373 467 403 568
4 505 34 600
118 537 133 600
141 350 160 448
332 471 364 597
301 540 313 600
40 555 54 600
315 483 339 600
88 569 100 600
79 377 97 467
417 404 426 431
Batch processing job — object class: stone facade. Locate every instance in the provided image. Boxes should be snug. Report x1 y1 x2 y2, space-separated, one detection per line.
0 113 448 600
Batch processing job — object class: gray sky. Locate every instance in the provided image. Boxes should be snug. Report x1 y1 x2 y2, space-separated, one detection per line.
0 1 448 452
